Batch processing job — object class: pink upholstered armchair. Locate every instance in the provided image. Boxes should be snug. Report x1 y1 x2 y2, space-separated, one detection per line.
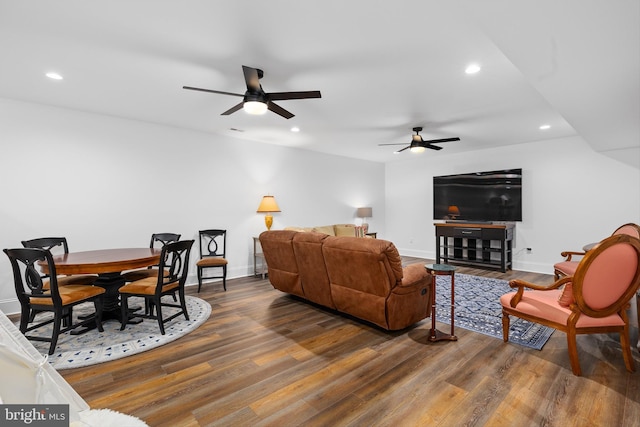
501 234 640 376
554 223 640 280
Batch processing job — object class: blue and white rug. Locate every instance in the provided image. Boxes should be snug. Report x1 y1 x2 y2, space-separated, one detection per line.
435 273 554 350
21 295 211 370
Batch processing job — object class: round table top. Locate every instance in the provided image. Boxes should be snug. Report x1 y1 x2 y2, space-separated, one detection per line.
40 248 161 275
425 263 457 273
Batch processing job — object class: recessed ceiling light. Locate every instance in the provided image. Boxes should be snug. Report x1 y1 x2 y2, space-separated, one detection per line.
539 124 551 130
290 126 300 132
45 72 63 80
465 64 481 74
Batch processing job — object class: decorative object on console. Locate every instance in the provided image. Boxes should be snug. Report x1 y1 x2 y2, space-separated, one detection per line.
356 207 372 233
447 205 460 220
257 195 281 230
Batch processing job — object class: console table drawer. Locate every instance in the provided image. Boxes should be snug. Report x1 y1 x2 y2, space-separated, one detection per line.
455 228 482 238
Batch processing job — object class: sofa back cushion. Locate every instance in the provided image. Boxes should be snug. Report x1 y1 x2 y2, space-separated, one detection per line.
311 225 336 236
259 230 304 297
322 236 403 329
292 232 335 309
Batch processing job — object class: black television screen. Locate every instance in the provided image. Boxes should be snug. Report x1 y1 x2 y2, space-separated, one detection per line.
433 168 522 222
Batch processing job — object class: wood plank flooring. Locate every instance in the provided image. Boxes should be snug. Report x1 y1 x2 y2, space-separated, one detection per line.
59 259 640 426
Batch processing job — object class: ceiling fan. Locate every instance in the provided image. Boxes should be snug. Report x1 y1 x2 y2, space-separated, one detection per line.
183 65 321 119
379 127 460 153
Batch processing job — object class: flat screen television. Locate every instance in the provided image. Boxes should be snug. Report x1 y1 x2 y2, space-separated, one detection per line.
433 168 522 222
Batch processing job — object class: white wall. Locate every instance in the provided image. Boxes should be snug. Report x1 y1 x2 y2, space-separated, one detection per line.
0 98 384 314
385 136 640 273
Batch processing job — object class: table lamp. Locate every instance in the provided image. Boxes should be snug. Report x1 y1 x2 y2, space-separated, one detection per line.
257 195 281 230
356 207 372 232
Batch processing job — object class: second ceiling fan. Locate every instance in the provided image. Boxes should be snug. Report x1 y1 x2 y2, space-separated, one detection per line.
183 65 321 119
379 127 460 153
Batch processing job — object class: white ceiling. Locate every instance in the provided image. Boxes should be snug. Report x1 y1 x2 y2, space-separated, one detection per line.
1 1 638 166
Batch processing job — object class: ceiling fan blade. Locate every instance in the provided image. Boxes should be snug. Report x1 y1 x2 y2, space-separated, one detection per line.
378 143 409 146
242 66 262 91
183 86 244 97
426 144 444 150
396 146 411 153
267 101 295 119
268 91 322 101
423 137 460 144
221 102 244 116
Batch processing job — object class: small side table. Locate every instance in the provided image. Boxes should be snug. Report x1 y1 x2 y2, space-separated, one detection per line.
253 237 267 279
425 263 457 342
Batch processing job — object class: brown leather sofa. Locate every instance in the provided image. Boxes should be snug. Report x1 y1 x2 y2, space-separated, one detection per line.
259 230 432 330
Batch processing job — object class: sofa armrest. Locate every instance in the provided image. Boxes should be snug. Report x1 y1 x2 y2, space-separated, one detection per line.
400 263 430 287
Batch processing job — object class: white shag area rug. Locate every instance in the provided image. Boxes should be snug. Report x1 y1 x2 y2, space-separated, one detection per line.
73 408 149 427
22 295 211 370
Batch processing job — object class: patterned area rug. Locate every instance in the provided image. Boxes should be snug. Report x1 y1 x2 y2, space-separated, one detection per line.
435 273 554 350
21 295 211 370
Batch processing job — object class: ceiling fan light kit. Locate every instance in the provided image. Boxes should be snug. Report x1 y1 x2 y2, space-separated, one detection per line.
243 100 268 115
380 126 460 154
184 65 321 119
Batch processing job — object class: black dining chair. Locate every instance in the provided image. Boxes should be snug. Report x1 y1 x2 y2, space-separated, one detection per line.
4 247 105 355
21 237 98 286
197 229 228 292
119 240 194 335
122 233 181 282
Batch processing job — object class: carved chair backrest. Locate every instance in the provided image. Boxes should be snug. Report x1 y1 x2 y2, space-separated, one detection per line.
573 234 640 318
199 229 226 259
612 223 640 239
4 247 63 306
156 240 194 295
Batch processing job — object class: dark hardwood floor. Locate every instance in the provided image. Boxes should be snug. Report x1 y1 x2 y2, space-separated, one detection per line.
59 259 640 426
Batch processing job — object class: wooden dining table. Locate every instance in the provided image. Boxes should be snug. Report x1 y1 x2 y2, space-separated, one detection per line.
39 248 162 325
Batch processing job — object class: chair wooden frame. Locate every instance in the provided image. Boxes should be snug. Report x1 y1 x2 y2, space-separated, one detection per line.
119 240 194 335
122 233 181 282
197 229 228 292
554 223 640 280
503 234 640 376
4 247 105 355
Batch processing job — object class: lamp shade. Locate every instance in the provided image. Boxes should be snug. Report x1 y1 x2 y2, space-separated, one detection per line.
356 207 372 218
257 195 281 213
